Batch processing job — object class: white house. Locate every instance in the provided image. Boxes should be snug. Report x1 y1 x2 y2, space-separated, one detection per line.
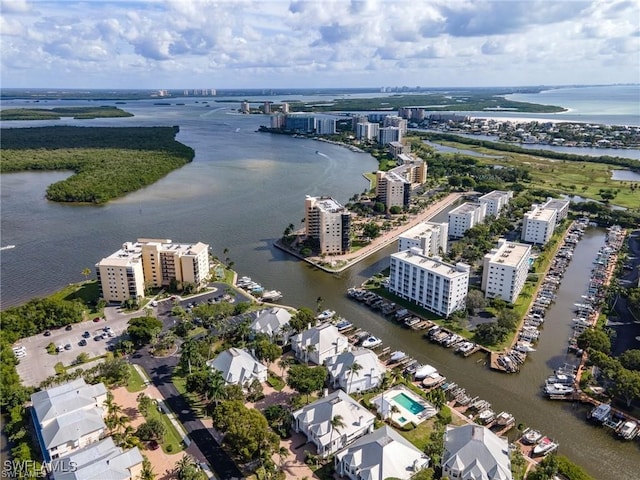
325 349 387 394
335 426 430 480
50 437 143 480
31 379 108 462
206 347 267 386
442 424 512 480
292 390 376 458
291 323 351 365
249 307 292 343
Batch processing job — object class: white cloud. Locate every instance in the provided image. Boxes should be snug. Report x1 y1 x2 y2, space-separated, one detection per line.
0 0 638 88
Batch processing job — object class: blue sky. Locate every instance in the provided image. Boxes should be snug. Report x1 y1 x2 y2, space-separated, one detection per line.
1 0 639 89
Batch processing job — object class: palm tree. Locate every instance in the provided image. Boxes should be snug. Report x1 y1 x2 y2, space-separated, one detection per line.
173 454 199 480
347 361 363 393
140 456 156 480
207 369 226 407
81 267 91 282
329 414 346 453
103 392 124 434
304 344 316 365
277 446 289 471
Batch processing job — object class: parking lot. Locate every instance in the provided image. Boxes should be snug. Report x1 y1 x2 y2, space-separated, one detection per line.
14 309 135 387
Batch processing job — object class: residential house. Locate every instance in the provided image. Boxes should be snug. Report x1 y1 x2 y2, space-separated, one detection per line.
31 379 108 462
249 307 292 344
206 347 268 387
292 390 375 458
325 349 387 394
50 437 143 480
291 323 351 366
335 426 430 480
441 424 512 480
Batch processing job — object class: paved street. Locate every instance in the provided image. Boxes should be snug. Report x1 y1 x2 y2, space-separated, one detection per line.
611 229 640 356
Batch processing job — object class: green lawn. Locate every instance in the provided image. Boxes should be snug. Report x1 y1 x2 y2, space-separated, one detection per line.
142 401 185 454
172 374 208 418
126 364 147 393
48 280 102 316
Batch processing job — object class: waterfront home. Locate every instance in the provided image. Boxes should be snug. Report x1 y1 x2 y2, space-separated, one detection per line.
31 378 108 461
325 349 387 394
206 347 267 387
248 306 292 344
292 390 375 458
49 437 143 480
334 425 430 480
442 424 512 480
291 323 351 365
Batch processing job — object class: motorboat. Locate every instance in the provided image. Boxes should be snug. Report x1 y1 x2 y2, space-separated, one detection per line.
618 421 639 440
361 336 382 349
421 372 446 388
414 364 439 380
533 436 558 456
404 316 421 328
334 319 353 331
316 309 336 321
588 403 612 423
455 341 476 355
544 383 574 396
495 411 515 427
515 341 536 353
260 290 282 302
521 429 542 445
477 409 496 424
545 373 575 385
388 350 407 363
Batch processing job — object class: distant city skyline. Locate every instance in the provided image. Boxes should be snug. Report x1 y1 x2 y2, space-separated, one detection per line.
1 0 638 90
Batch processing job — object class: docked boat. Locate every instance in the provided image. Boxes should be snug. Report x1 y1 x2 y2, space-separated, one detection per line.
316 309 336 321
521 429 542 445
477 409 496 425
495 411 515 427
404 316 420 328
388 351 407 363
545 373 575 385
515 341 536 353
588 403 612 423
455 341 476 355
260 290 282 301
414 364 439 380
618 421 639 440
361 336 382 349
533 436 558 456
421 372 446 389
544 383 574 396
334 319 353 332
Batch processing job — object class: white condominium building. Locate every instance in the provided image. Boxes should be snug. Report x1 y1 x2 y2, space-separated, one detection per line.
481 239 531 303
448 202 487 238
541 197 570 224
305 196 351 255
398 222 448 256
96 238 210 303
383 115 408 134
479 190 513 217
389 248 470 317
375 170 410 211
521 207 557 245
356 122 379 141
378 126 402 145
315 118 337 135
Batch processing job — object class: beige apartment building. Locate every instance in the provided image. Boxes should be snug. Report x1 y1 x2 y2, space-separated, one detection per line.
305 196 351 255
96 238 210 303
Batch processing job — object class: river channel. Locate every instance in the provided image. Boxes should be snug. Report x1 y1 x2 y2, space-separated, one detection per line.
1 101 638 479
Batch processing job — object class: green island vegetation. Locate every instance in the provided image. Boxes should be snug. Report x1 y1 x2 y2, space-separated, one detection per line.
0 106 133 121
0 125 195 204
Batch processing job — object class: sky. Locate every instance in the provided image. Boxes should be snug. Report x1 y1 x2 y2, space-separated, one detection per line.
1 0 639 90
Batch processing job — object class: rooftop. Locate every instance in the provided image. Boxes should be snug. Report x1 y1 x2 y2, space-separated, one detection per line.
449 202 483 215
485 239 531 268
392 249 470 278
524 206 556 223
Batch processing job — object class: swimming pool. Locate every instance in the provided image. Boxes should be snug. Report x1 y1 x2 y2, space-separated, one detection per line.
393 392 426 415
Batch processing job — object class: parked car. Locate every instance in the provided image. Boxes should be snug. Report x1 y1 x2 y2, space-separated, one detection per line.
78 339 87 347
65 325 73 331
44 330 51 337
93 317 102 323
64 343 72 350
82 331 91 338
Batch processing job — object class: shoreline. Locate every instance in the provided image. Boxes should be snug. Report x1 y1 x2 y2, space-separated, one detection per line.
274 192 465 273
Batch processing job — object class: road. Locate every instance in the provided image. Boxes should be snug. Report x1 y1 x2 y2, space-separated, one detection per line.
611 229 640 356
131 347 244 480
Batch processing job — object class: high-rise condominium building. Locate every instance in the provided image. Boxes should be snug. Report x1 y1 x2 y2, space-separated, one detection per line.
481 239 531 303
448 202 487 238
378 126 402 145
96 238 210 303
305 196 351 255
540 197 570 224
356 122 379 141
521 207 557 245
389 248 470 317
478 190 513 217
398 222 448 256
375 170 410 211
